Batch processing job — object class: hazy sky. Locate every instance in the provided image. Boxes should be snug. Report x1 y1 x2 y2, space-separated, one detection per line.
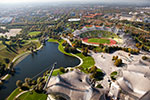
0 0 149 4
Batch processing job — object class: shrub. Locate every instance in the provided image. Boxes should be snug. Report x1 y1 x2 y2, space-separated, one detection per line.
114 59 122 67
16 80 23 88
89 66 97 73
96 84 103 88
90 71 104 81
112 56 118 61
142 56 148 60
4 58 10 64
110 71 117 80
70 68 74 71
59 67 65 73
25 78 32 86
21 83 29 90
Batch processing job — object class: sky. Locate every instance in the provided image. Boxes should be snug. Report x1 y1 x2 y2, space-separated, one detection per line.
0 0 149 4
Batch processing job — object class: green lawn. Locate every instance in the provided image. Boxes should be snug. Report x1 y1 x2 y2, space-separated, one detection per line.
48 38 95 74
0 39 41 68
48 38 74 57
7 88 22 100
28 31 41 36
48 38 95 69
18 90 47 100
75 53 95 69
52 69 64 76
88 38 110 44
48 38 75 76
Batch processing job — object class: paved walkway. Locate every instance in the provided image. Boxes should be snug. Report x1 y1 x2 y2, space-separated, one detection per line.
15 90 28 99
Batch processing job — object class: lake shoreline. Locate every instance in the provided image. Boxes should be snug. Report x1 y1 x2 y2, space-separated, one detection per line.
0 43 44 82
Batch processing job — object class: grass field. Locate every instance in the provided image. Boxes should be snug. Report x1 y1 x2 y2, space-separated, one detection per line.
28 31 41 36
48 38 95 75
75 53 95 69
0 40 41 68
18 91 47 100
88 38 110 44
7 88 22 100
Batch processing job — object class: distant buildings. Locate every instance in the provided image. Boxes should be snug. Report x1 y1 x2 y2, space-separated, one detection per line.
0 17 13 24
72 25 124 37
83 13 102 19
68 18 81 22
144 17 150 23
119 15 134 21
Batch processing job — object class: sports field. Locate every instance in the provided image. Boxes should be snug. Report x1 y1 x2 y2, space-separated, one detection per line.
83 38 117 45
88 38 110 44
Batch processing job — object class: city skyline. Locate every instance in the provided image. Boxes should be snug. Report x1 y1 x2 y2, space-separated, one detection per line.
0 0 149 4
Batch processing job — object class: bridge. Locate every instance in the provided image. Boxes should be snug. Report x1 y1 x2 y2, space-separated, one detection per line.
43 62 57 90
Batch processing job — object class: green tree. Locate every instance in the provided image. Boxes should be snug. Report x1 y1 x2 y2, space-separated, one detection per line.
114 59 122 67
4 58 10 64
59 67 65 73
16 80 23 88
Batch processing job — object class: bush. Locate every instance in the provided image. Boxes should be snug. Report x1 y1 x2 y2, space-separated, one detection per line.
59 67 65 73
114 59 122 67
16 80 23 88
70 68 74 71
112 56 118 61
4 58 10 64
110 71 117 80
88 66 97 73
142 56 148 60
21 83 29 90
25 78 32 86
96 84 103 88
90 71 104 81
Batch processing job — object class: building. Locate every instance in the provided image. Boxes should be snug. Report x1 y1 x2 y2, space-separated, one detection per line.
46 70 109 100
116 59 150 99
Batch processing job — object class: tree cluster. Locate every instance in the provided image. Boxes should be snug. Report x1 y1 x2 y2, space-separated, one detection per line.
112 56 123 67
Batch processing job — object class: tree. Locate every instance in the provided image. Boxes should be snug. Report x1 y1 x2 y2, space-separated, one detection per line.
59 67 65 73
112 56 118 60
89 66 97 73
25 78 32 86
142 56 148 60
4 58 10 64
16 80 23 88
114 59 122 67
82 47 88 56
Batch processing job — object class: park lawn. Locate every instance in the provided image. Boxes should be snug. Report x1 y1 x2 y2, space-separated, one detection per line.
18 90 47 100
48 38 95 68
48 38 74 57
88 38 110 44
75 53 95 69
48 38 95 73
0 40 41 68
28 31 41 36
0 47 17 67
52 69 64 76
7 88 23 100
